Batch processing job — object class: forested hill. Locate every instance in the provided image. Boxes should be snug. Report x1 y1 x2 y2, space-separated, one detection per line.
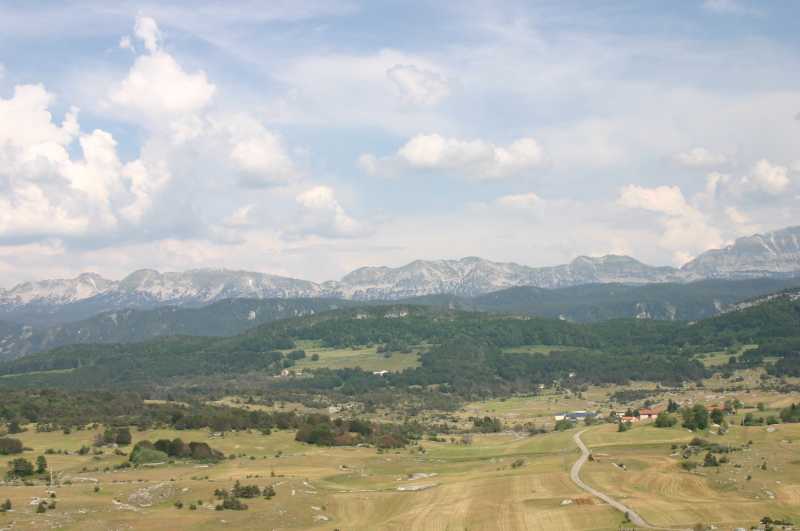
1 277 797 363
467 278 800 321
0 298 356 362
0 296 798 398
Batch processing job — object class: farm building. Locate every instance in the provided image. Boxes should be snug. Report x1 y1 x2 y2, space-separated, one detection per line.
554 411 596 422
638 408 661 420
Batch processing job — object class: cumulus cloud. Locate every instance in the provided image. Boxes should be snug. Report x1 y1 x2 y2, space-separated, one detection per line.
109 51 215 118
704 160 793 201
212 114 297 186
293 186 364 238
360 134 545 180
673 147 727 168
617 185 691 217
745 159 790 195
108 17 215 120
387 64 449 105
134 16 161 53
0 83 170 241
617 184 723 264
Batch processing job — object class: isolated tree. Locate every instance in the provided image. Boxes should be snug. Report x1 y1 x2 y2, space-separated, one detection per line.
654 412 677 428
115 427 132 446
7 457 35 478
681 405 709 431
36 455 48 474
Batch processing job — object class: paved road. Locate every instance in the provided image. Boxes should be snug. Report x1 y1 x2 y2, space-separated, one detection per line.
570 429 659 529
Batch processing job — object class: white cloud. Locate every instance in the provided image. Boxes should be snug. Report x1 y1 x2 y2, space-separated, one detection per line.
109 51 215 118
617 184 723 264
673 147 727 168
267 49 451 135
0 63 5 80
494 192 543 209
294 186 363 238
0 83 170 241
724 206 748 224
617 185 691 217
134 16 161 53
108 18 214 122
746 159 790 195
119 159 171 223
213 114 297 186
386 64 449 105
361 134 545 180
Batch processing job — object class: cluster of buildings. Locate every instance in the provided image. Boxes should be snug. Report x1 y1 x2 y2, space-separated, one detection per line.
554 407 663 423
617 407 660 423
554 410 598 422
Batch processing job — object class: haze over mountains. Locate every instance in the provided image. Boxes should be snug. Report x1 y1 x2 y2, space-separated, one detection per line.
1 225 799 325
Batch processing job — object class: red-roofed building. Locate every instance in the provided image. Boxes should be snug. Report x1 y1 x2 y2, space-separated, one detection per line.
638 408 661 420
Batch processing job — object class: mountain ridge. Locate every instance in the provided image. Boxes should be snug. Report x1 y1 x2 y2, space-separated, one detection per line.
1 225 799 325
1 277 799 362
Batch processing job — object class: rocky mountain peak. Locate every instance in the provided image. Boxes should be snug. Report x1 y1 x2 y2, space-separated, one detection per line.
1 225 799 324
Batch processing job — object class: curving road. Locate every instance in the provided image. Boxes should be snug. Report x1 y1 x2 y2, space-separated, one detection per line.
570 429 660 529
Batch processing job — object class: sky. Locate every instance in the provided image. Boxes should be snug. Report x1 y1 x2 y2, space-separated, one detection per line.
0 0 798 286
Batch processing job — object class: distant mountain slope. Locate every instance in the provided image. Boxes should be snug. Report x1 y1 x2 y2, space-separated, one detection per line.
469 278 800 322
1 225 798 325
0 269 324 325
1 277 798 362
0 298 353 362
682 225 800 279
6 294 800 391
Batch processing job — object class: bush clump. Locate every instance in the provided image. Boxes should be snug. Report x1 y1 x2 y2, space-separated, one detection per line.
0 438 23 455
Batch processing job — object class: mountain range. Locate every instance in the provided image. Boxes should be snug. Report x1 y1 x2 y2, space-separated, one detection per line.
1 225 798 325
1 277 799 363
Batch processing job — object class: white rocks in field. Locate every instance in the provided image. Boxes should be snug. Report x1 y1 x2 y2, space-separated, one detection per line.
112 500 140 512
560 499 573 506
407 472 437 481
397 483 437 492
128 482 175 507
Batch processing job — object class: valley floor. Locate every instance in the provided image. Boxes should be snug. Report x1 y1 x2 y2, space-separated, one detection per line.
2 378 800 531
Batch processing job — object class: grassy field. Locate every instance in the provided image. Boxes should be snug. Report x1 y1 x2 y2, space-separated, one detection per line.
289 340 421 373
0 425 626 531
580 422 800 529
4 418 797 530
2 360 799 530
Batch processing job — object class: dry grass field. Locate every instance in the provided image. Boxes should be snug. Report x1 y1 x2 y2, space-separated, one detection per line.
2 363 799 530
0 426 625 531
